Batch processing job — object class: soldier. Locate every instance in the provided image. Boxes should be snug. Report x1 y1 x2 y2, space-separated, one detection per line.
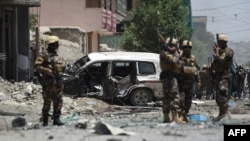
198 64 211 100
178 40 201 122
247 69 250 96
159 37 183 123
35 36 65 126
210 33 234 121
228 63 237 99
236 64 246 99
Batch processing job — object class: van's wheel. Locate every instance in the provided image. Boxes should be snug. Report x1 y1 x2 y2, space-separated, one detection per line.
129 89 153 106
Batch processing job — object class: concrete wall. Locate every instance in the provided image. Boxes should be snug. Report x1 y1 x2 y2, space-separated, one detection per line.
38 26 86 62
49 26 86 52
36 0 102 32
30 0 103 53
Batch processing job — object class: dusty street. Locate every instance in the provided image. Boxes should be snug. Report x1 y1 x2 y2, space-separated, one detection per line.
0 79 250 141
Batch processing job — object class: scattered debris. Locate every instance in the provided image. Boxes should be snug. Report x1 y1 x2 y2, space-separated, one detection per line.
163 130 186 137
12 117 27 128
94 122 136 135
188 114 208 122
0 110 26 116
75 119 88 129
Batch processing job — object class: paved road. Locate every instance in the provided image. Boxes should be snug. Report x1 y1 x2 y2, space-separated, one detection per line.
0 99 250 141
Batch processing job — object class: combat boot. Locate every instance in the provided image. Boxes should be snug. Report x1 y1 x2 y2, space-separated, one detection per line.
163 113 171 123
237 92 242 100
182 113 190 122
178 111 184 121
172 112 186 123
42 116 48 126
53 116 64 126
213 106 231 122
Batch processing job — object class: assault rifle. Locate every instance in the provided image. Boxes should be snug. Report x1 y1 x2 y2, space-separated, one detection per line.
214 33 219 48
234 60 239 68
154 26 180 54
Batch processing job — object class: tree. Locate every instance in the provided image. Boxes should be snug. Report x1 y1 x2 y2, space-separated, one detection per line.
120 0 191 53
29 13 38 31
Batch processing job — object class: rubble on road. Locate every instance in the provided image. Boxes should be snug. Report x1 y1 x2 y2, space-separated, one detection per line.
0 75 250 141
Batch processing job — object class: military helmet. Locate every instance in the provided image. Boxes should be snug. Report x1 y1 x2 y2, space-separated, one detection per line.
165 37 178 45
202 64 208 69
182 40 192 47
46 36 59 45
238 64 244 68
218 34 228 42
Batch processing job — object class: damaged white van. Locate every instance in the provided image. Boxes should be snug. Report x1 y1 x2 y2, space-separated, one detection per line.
63 51 163 106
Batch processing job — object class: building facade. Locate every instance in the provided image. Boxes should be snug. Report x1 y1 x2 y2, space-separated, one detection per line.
0 0 40 81
192 16 207 32
30 0 136 53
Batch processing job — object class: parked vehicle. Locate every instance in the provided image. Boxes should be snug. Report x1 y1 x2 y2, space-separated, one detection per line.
63 51 163 106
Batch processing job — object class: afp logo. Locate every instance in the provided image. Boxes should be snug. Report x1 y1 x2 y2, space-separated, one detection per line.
224 125 250 141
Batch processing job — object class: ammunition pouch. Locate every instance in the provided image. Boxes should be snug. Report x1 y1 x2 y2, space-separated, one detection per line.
174 61 183 74
199 70 209 79
160 60 171 72
36 73 54 86
34 70 63 86
212 61 224 72
160 71 176 80
55 64 65 73
183 66 197 74
160 52 182 74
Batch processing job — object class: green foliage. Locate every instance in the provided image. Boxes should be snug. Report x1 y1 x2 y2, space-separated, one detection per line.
29 13 38 31
120 0 191 53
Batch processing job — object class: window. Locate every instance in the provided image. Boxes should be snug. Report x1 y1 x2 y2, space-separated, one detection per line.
86 0 101 8
138 62 155 75
117 0 126 14
88 62 102 72
112 61 134 77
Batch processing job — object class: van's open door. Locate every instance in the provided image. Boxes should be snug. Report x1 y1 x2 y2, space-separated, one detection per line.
104 61 137 99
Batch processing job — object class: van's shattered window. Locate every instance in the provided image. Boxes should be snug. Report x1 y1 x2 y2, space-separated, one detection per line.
65 55 90 74
112 61 134 77
138 62 155 75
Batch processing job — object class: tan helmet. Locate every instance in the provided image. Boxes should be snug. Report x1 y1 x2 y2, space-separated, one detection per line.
46 36 59 45
238 64 243 68
218 34 228 42
202 64 207 69
182 40 192 47
165 37 178 45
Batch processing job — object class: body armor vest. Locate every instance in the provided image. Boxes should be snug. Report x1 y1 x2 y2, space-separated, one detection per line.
212 47 234 73
181 54 197 76
160 51 182 74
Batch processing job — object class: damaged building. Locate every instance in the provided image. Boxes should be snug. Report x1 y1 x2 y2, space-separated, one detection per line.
0 0 40 81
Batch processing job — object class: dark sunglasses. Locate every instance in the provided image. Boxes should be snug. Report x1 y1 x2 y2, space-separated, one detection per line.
183 46 192 49
218 40 226 43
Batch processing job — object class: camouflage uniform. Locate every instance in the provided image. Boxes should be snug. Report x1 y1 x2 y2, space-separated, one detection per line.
178 40 200 122
212 34 234 121
247 71 250 95
198 65 212 100
35 36 65 126
236 65 246 99
159 37 183 123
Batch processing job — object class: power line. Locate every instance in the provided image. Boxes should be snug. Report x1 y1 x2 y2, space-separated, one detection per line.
192 1 250 11
226 28 250 34
202 11 250 18
214 9 250 25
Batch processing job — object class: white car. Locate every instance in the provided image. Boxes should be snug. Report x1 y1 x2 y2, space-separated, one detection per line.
63 51 163 106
